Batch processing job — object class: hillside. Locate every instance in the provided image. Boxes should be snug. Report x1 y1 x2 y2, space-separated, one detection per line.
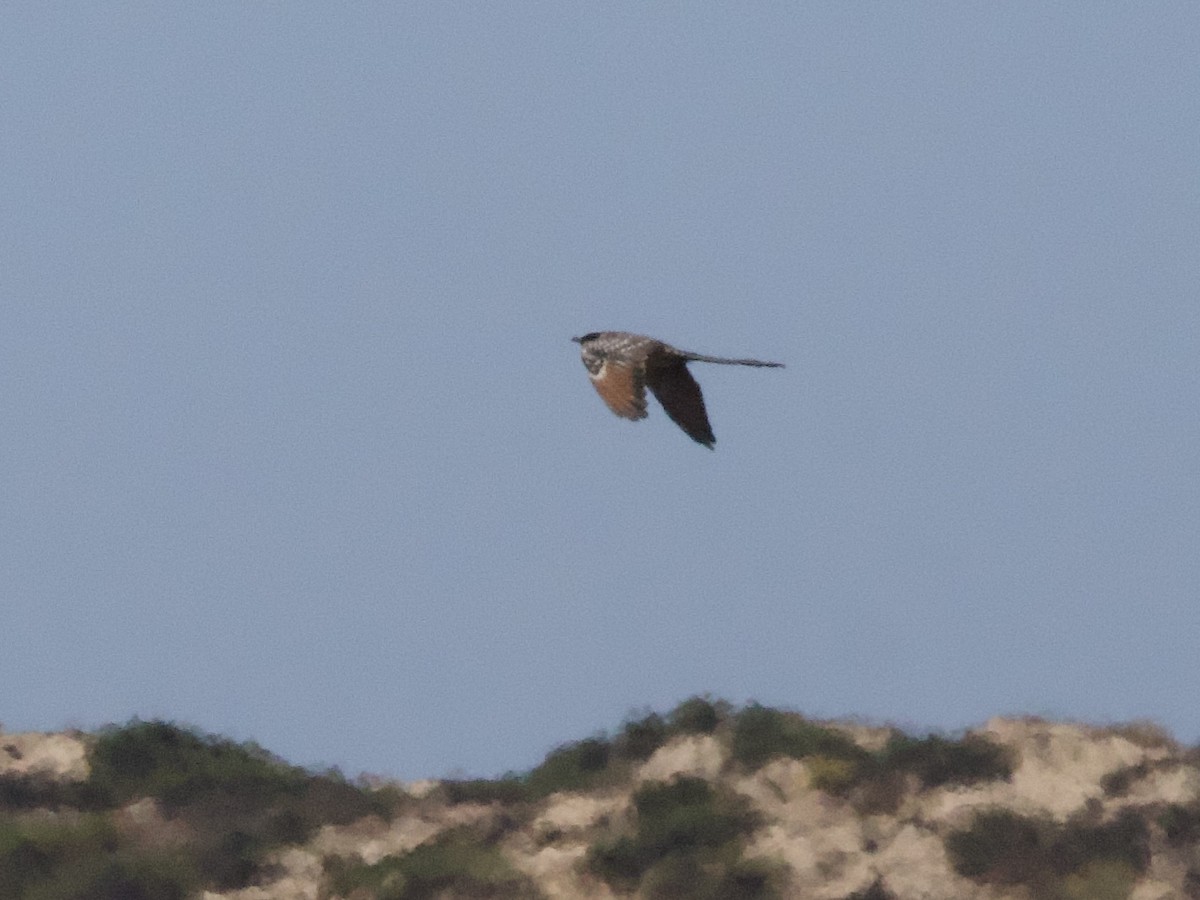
3 699 1199 899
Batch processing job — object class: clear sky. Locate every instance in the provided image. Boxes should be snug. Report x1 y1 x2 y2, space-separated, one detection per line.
3 5 1198 780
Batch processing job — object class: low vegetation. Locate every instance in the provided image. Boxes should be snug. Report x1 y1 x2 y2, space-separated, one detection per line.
323 825 542 900
945 807 1149 897
586 775 777 898
442 696 731 806
726 704 1013 812
2 700 1193 898
1160 800 1200 847
874 732 1013 789
844 879 898 900
1 719 403 898
730 704 867 772
0 812 199 900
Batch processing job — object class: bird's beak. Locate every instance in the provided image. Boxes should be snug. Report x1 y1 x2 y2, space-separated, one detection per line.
570 336 582 343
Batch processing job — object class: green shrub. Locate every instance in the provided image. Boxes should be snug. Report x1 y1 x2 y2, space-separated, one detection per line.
632 777 754 858
324 826 541 900
88 720 305 810
668 697 724 735
713 856 782 900
83 720 401 891
1057 859 1138 900
0 814 114 897
172 771 395 889
294 770 402 828
806 756 863 796
0 774 110 812
524 737 612 799
498 699 733 806
586 776 763 894
441 777 529 805
945 809 1043 882
876 733 1013 789
21 850 199 900
587 834 648 891
1051 810 1148 877
1160 802 1200 846
637 852 781 900
637 852 707 899
731 705 866 772
618 712 670 761
1099 762 1150 797
5 722 411 897
946 807 1150 893
0 813 200 900
844 878 897 900
789 731 1013 809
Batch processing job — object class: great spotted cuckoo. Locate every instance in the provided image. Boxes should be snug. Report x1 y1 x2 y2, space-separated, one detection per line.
571 331 784 448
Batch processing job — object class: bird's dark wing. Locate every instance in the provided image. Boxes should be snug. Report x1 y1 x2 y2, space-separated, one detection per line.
646 363 715 448
588 359 648 420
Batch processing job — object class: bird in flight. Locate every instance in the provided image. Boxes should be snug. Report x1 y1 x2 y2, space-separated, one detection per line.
571 331 784 448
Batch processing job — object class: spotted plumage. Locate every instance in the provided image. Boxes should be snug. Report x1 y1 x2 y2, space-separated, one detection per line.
571 331 784 448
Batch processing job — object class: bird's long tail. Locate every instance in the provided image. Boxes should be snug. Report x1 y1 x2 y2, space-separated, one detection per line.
682 351 785 368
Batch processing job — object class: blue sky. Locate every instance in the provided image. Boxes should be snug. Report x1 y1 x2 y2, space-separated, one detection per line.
3 5 1198 779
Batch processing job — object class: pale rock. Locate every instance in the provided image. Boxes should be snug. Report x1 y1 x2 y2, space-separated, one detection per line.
872 823 987 900
1116 763 1200 809
921 718 1168 825
507 840 618 900
635 733 725 783
0 729 89 780
534 791 626 833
